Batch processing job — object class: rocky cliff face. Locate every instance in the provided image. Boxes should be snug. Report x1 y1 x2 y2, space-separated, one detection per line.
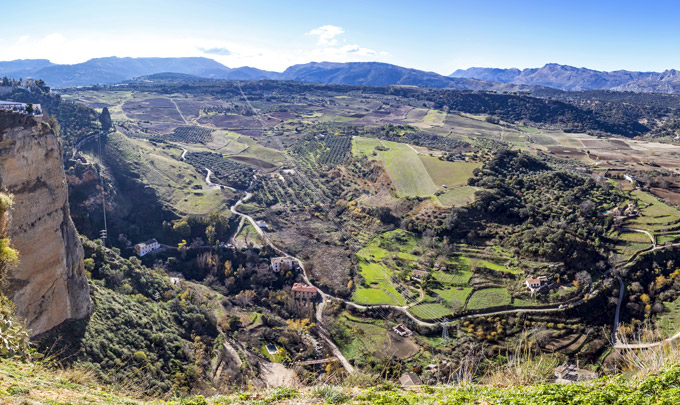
0 112 91 336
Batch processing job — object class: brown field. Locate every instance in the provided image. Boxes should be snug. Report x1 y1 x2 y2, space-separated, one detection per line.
649 187 680 206
199 114 261 130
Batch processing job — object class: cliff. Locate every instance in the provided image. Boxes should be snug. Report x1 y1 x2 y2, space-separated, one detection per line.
0 111 91 336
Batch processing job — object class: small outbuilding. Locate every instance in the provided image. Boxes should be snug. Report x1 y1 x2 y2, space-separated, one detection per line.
399 372 422 386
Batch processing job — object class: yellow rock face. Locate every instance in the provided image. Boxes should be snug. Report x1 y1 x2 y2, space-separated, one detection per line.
0 112 91 336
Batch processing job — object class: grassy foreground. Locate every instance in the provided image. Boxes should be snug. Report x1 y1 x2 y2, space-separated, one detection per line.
4 359 680 404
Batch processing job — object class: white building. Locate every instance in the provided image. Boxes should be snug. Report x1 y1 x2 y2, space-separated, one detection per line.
0 101 43 116
271 256 298 272
134 238 160 256
525 276 549 293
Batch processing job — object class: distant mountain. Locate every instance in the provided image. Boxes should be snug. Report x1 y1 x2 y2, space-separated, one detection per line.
0 59 55 78
279 61 535 91
6 56 680 94
32 57 235 87
450 64 680 92
0 57 281 87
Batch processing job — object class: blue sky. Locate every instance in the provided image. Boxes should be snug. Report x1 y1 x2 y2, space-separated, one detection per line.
1 0 679 74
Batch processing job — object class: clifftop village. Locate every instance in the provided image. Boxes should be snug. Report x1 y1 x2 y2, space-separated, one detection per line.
0 100 43 117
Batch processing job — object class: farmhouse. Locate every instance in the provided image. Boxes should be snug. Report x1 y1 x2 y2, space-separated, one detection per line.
525 276 549 292
291 283 317 300
393 324 413 337
411 269 429 280
134 238 160 256
271 256 298 272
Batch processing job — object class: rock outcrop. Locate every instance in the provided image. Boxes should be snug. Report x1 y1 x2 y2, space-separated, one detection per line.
0 111 91 336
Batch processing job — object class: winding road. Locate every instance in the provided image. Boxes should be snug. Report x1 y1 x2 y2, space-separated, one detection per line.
217 170 680 366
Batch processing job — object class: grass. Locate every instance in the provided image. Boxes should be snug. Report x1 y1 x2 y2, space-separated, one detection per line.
6 360 680 403
432 269 473 285
353 230 422 305
467 288 512 310
419 157 480 188
352 259 405 306
352 137 478 200
233 222 262 248
261 342 287 363
657 296 680 338
107 131 235 215
336 313 389 361
436 186 478 207
409 303 452 320
379 140 438 196
432 287 473 310
422 109 447 126
627 190 680 231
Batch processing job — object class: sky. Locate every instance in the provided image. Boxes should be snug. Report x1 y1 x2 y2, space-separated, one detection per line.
1 0 680 74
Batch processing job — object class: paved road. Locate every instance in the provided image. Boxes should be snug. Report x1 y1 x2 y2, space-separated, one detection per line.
228 191 354 373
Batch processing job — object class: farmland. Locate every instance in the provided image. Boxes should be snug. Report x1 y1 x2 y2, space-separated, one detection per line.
351 136 480 206
106 131 236 215
58 79 680 383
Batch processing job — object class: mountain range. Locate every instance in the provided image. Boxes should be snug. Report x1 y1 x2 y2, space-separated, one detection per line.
451 63 680 93
2 57 680 94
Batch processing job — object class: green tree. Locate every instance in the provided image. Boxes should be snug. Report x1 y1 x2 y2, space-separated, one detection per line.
99 107 113 131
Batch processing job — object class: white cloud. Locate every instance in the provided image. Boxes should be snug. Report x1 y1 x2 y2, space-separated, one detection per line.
306 25 344 46
0 30 390 73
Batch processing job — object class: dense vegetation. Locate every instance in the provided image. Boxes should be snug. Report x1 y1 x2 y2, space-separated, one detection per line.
439 149 621 276
40 239 220 394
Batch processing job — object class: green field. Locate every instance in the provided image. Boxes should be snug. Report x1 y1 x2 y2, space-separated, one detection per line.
352 137 478 202
352 259 406 306
409 303 452 320
419 157 481 187
353 230 418 305
436 186 478 207
432 270 474 285
627 191 680 231
467 288 512 309
432 287 473 310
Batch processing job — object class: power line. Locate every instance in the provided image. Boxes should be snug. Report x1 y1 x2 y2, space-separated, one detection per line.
96 131 108 246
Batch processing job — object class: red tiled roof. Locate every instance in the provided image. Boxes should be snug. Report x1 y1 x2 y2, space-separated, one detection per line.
292 283 317 293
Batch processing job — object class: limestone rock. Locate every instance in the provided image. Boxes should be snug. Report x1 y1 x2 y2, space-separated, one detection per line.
0 112 91 336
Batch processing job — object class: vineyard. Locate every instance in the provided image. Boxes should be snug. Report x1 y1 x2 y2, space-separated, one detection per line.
166 126 213 143
184 151 254 189
318 135 352 166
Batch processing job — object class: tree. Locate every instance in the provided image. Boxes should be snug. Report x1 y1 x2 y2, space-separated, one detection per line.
99 107 113 131
173 219 191 237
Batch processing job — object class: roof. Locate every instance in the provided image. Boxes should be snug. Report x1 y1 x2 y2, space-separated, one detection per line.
292 283 317 293
526 276 548 284
0 101 24 105
271 256 295 264
399 372 422 386
136 238 159 248
412 270 429 276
